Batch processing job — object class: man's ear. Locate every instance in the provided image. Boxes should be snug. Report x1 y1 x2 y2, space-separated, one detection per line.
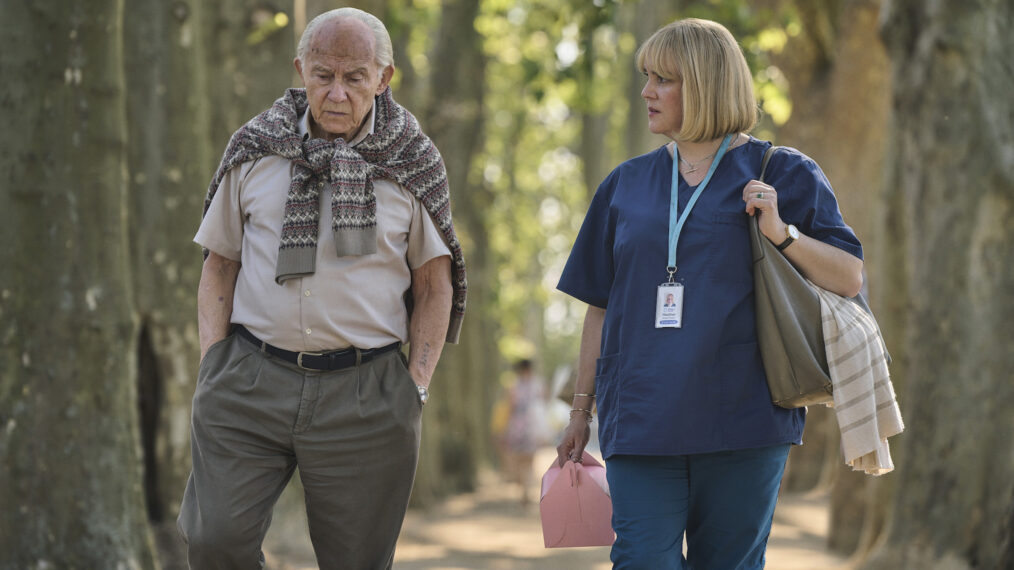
294 58 304 81
377 64 395 95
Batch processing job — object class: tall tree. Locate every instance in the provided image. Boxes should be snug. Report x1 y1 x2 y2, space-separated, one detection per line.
864 0 1014 568
201 0 296 151
773 0 893 503
123 0 215 536
573 3 614 199
413 0 492 503
767 1 898 557
0 1 156 567
620 0 671 159
804 6 896 554
124 3 295 561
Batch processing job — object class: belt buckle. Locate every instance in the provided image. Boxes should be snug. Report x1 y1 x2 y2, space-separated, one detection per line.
296 351 325 370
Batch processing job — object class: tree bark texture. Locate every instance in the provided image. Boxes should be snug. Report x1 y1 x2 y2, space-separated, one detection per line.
0 1 156 567
575 6 613 200
200 0 297 152
774 0 892 508
620 0 671 159
123 0 215 531
864 1 1014 568
413 0 493 504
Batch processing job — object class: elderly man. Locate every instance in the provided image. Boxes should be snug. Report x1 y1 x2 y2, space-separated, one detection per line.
178 8 465 569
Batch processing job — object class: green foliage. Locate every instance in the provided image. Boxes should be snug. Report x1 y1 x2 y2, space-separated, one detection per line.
474 0 611 378
462 0 800 386
246 10 291 45
381 0 802 393
680 0 799 130
389 0 442 91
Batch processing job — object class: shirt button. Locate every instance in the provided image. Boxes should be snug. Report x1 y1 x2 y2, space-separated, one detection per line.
304 290 311 297
305 328 312 335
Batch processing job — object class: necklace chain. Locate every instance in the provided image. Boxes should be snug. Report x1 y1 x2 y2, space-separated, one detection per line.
676 135 738 174
678 151 716 173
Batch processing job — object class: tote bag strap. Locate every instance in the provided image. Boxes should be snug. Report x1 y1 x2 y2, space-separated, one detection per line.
754 142 892 375
759 145 778 183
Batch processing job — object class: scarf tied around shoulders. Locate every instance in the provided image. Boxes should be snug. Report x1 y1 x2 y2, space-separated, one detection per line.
203 87 465 343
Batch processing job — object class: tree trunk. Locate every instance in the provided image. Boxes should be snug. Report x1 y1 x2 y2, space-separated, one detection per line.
201 0 297 152
123 0 215 537
774 0 897 558
412 0 492 505
620 0 671 159
749 0 897 558
386 1 423 111
780 406 837 492
576 9 611 199
863 1 1014 568
773 0 891 508
0 1 156 567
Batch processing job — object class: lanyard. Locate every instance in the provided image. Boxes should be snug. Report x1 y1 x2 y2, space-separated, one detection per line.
666 133 733 281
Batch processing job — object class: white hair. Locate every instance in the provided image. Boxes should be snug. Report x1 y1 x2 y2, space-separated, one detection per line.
297 8 394 68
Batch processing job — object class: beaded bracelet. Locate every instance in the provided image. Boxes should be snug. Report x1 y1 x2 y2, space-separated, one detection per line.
570 408 594 423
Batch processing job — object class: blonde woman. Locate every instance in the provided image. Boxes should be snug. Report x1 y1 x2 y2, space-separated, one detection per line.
556 19 863 569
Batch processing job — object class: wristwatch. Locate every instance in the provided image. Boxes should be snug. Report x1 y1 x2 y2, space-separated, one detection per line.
776 224 800 251
416 384 429 405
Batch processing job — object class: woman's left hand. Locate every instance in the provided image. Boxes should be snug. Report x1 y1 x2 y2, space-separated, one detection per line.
743 180 788 245
743 179 865 297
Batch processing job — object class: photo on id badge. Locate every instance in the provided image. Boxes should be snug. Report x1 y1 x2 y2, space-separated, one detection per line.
656 283 683 328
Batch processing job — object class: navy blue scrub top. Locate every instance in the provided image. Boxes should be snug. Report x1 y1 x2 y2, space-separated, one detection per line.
557 138 863 459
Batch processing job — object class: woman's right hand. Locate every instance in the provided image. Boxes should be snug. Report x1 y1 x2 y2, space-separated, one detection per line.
556 414 592 467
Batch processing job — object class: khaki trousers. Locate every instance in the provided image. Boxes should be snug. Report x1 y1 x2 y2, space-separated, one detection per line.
178 332 423 570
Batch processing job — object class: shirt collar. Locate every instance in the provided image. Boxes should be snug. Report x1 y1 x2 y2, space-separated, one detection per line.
299 102 376 147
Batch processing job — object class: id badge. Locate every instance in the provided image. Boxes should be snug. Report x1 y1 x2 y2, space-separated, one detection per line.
655 282 684 328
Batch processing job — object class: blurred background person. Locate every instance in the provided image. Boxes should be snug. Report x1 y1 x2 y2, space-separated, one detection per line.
500 359 551 505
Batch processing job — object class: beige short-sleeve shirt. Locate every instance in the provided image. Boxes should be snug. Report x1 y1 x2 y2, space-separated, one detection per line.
195 107 451 351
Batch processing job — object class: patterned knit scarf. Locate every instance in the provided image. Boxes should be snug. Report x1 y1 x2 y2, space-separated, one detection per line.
204 87 466 343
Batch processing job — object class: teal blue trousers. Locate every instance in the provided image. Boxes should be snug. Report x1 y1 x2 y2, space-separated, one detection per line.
606 444 791 569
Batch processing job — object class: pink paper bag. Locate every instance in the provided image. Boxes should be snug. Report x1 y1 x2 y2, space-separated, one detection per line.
539 451 615 548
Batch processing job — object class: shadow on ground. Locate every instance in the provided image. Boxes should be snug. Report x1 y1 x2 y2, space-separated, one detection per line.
253 447 850 570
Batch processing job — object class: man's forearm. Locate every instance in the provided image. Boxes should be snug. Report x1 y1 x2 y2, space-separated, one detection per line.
197 252 241 360
408 256 452 388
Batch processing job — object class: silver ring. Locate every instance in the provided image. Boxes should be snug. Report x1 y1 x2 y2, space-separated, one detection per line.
756 192 764 199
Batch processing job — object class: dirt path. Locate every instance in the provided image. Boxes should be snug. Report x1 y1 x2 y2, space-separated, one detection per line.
262 447 851 569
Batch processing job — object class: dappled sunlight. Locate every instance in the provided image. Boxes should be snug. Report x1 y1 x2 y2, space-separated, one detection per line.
7 0 1004 566
262 447 849 569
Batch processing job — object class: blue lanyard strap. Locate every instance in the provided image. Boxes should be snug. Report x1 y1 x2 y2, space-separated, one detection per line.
667 133 733 280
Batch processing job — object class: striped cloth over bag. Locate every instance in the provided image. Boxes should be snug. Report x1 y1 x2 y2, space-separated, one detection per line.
812 283 904 475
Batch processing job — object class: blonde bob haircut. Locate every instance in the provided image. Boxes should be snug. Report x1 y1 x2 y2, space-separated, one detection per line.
636 18 757 143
